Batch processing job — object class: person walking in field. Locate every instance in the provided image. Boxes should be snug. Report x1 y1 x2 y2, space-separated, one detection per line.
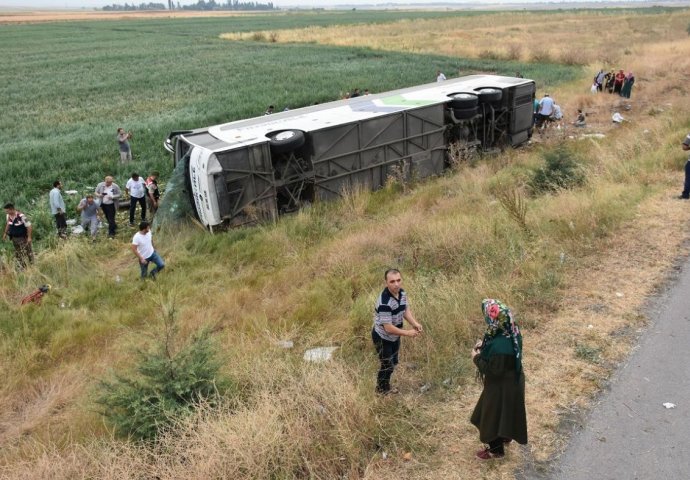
470 299 527 460
95 176 121 238
680 133 690 200
371 268 423 395
77 194 101 239
126 172 147 226
117 127 133 163
2 203 33 269
594 69 606 92
145 171 160 218
131 221 165 279
49 180 67 239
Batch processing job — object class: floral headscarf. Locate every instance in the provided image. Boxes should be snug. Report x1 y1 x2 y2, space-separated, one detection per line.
481 298 522 376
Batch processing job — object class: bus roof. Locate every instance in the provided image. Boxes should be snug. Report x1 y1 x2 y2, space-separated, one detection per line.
188 75 533 152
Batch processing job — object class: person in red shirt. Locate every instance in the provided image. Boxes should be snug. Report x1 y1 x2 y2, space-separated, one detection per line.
613 69 626 94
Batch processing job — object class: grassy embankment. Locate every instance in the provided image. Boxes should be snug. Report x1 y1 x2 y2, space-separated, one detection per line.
2 8 690 479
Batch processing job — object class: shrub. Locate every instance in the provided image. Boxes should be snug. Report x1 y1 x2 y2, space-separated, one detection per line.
529 147 585 194
96 312 233 441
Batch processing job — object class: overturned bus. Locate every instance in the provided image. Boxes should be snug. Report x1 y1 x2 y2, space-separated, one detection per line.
164 74 535 229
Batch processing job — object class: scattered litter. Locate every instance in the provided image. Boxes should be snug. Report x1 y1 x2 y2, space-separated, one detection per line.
560 252 566 264
612 112 624 123
381 451 388 460
71 225 84 235
420 384 431 393
643 377 650 382
615 292 624 298
442 378 451 386
65 190 79 195
20 284 51 306
663 402 676 409
402 452 413 461
66 219 77 226
303 346 338 363
623 104 632 111
60 302 66 308
276 340 294 349
643 129 650 134
587 325 594 329
115 275 122 283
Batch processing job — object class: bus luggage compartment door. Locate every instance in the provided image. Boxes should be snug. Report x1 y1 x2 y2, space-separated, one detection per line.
214 144 278 226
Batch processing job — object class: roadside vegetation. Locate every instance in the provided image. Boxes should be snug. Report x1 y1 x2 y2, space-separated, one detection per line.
2 8 690 479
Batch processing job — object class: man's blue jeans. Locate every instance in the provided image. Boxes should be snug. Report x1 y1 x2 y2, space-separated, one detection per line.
140 251 165 278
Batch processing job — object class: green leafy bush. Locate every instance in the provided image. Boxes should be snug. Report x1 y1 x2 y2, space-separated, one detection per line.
529 147 585 194
97 318 233 442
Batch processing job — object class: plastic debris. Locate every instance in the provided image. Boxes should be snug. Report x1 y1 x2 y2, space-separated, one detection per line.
381 451 388 460
615 292 624 298
66 219 77 225
663 402 676 409
402 452 413 461
420 384 431 393
277 340 294 349
587 325 594 329
303 346 338 363
71 225 84 235
65 190 79 195
612 112 624 123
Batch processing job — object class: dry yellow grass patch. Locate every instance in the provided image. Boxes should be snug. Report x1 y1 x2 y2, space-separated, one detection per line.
222 10 690 66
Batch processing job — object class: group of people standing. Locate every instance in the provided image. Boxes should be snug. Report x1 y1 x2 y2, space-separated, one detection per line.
593 69 635 98
372 269 527 460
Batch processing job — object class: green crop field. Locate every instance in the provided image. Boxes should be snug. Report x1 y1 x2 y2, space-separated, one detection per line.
1 11 580 241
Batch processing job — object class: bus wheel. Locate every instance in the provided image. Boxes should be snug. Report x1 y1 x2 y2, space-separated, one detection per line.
453 106 480 120
267 130 305 154
475 87 503 104
448 92 479 109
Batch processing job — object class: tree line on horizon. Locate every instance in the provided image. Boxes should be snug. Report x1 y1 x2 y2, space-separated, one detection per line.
101 0 276 11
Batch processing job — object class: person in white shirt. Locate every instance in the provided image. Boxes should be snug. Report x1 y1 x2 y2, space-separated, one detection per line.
537 94 555 128
131 221 165 279
49 180 67 239
125 172 147 227
436 70 446 82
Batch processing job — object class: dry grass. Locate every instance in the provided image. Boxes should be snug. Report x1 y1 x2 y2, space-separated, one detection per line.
221 10 690 67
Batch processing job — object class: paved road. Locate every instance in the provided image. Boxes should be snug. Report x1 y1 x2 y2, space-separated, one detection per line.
549 259 690 479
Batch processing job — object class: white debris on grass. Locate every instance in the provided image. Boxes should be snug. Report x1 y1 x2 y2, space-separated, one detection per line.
65 190 79 195
276 340 294 349
71 225 84 235
303 346 338 363
663 402 676 409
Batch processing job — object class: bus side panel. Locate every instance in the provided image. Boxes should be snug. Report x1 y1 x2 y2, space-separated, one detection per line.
405 105 447 179
214 143 278 226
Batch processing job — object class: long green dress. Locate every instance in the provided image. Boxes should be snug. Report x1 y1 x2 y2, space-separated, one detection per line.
470 324 528 444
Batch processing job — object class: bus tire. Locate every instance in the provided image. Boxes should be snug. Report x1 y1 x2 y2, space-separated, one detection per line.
453 106 479 120
267 130 305 154
475 87 503 104
448 92 479 109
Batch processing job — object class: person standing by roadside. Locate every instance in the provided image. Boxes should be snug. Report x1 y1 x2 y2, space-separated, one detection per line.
680 134 690 200
537 93 555 128
436 70 446 82
49 180 67 239
131 221 165 279
117 127 132 163
371 268 422 395
95 176 121 238
2 203 33 268
145 171 160 218
470 299 527 460
126 172 147 226
77 194 101 239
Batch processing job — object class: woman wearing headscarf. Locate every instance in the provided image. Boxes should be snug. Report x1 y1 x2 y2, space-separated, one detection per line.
620 72 635 99
470 299 527 460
